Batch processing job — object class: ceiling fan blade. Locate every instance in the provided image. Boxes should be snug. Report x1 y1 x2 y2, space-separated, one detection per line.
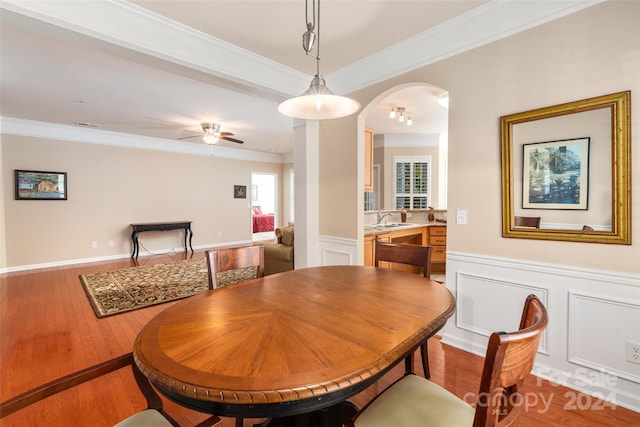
221 136 244 144
177 135 200 140
219 131 234 136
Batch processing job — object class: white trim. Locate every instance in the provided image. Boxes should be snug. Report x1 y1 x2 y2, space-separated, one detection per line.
329 0 605 94
0 0 604 97
446 251 640 289
0 240 251 275
0 0 308 98
442 250 640 412
0 116 284 164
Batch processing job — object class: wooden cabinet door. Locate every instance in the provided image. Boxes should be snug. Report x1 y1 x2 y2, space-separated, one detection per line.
364 236 375 266
364 127 374 192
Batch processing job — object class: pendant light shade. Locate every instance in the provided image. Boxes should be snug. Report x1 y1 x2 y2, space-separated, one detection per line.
278 0 360 120
278 76 360 120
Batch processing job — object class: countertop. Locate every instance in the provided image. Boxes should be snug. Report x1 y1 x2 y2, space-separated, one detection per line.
364 221 446 237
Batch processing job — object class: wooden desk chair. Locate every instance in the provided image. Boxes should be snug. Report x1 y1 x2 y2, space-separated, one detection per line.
348 294 548 427
514 216 541 228
205 244 265 289
374 241 433 378
0 353 219 426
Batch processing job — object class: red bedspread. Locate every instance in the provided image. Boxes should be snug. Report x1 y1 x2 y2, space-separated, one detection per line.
252 214 274 232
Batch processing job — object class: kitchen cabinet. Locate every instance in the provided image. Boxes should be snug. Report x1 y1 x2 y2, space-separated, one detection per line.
428 225 447 273
365 225 445 273
364 233 389 266
364 127 373 192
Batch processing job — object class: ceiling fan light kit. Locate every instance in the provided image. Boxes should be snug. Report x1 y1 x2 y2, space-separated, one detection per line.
278 0 360 120
178 122 244 145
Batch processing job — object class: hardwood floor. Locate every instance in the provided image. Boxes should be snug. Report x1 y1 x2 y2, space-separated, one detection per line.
1 251 638 426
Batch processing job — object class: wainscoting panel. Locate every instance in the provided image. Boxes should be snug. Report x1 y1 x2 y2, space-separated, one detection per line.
444 251 640 412
456 272 549 353
568 291 640 384
317 236 357 266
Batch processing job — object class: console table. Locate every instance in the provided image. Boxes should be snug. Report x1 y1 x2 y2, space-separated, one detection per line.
130 221 193 258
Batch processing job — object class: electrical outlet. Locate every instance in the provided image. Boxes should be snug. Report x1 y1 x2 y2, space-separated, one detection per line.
108 240 114 247
626 341 640 365
91 241 98 249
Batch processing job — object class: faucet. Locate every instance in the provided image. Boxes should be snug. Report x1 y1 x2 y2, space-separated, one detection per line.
376 210 393 225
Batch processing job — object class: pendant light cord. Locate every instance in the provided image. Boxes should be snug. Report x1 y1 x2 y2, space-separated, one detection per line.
305 0 321 76
315 0 321 76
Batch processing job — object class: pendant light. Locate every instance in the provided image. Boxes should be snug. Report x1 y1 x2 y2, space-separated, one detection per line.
278 0 360 120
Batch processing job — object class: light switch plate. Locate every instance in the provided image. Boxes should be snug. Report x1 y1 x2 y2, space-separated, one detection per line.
456 209 467 225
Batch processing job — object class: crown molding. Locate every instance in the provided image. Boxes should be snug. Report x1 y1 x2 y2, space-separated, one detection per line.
0 0 310 98
1 0 603 100
327 0 604 94
0 116 284 164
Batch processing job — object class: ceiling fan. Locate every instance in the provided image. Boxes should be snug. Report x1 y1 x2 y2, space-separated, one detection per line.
179 122 244 145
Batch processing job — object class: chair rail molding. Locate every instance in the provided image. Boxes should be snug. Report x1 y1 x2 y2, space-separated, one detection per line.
442 250 640 413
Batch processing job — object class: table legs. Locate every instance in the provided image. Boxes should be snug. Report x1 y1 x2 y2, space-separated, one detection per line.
131 231 139 258
251 401 358 427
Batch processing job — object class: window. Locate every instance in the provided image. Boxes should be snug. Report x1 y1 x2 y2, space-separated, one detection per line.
394 156 431 209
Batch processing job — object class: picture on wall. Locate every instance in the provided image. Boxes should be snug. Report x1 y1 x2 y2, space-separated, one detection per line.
234 185 247 199
522 137 589 210
14 170 67 200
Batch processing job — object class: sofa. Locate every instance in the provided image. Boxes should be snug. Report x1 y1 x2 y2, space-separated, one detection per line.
262 225 294 275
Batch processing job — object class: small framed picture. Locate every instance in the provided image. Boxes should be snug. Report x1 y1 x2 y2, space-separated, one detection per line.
234 185 247 199
522 137 589 210
15 170 67 200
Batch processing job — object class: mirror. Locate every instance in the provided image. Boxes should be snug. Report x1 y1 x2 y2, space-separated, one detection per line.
501 91 631 244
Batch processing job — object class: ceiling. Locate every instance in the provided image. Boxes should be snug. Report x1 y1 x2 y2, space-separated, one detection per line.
0 1 598 157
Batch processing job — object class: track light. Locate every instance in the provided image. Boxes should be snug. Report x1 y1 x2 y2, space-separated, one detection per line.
388 106 412 126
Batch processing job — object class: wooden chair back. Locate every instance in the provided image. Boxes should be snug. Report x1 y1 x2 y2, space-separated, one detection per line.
374 241 432 278
514 216 541 228
0 353 218 426
473 294 548 427
205 244 265 289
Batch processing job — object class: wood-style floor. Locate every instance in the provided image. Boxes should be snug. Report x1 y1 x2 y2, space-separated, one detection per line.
1 251 638 426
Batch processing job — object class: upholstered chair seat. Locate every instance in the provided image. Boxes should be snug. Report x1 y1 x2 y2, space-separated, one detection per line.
352 374 474 427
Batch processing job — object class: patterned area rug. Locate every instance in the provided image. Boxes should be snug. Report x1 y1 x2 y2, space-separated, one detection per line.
80 258 209 318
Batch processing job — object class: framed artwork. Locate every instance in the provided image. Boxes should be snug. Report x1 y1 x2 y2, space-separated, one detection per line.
15 170 67 200
522 137 589 210
234 185 247 199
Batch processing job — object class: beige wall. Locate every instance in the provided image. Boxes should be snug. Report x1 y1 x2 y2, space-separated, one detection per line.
319 118 360 238
2 135 283 268
323 0 639 273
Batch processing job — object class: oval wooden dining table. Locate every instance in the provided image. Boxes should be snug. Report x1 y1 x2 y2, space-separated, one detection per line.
133 265 456 425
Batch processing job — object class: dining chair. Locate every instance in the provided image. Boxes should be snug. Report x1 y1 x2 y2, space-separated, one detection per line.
347 294 548 427
514 216 541 228
0 353 219 426
205 244 265 289
374 241 433 378
205 244 265 427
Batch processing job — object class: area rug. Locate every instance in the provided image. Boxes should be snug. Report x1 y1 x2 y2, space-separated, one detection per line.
80 258 209 318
